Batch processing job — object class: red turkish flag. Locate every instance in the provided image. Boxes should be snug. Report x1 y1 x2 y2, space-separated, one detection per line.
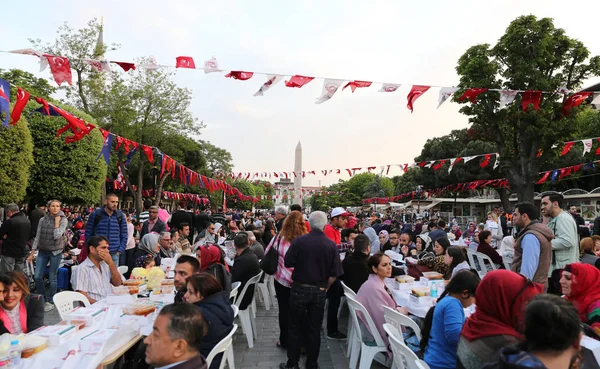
406 85 430 113
175 56 196 69
112 61 136 72
54 106 94 143
225 71 254 80
458 88 488 103
480 154 492 168
142 145 154 163
285 75 314 88
432 160 447 171
521 90 542 111
342 80 372 93
562 92 592 116
43 54 72 86
560 142 575 156
10 88 30 125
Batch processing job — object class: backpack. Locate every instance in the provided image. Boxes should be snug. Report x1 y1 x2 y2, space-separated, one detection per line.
92 209 124 233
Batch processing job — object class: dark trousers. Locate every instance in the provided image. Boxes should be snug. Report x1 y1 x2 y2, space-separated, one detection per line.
287 284 326 369
274 280 291 347
326 279 343 334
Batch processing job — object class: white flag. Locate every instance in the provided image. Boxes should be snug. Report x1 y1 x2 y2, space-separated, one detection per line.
438 87 459 108
379 83 401 93
463 156 477 163
448 158 457 174
556 82 571 95
592 94 600 108
10 48 47 71
499 90 518 109
141 56 160 71
424 160 435 169
583 139 593 155
203 57 220 74
315 79 343 104
84 59 111 72
254 75 283 97
493 154 500 170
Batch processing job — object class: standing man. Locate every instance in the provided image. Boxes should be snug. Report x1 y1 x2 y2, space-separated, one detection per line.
85 193 128 266
0 204 31 273
141 205 166 238
281 211 343 369
169 202 195 244
323 207 348 341
28 203 46 241
274 206 288 233
540 191 579 293
511 202 554 288
568 204 589 239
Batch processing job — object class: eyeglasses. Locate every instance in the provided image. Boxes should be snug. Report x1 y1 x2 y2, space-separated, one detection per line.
209 227 215 230
149 211 158 214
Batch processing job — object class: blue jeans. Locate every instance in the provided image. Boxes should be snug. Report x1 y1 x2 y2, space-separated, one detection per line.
110 253 121 266
34 250 63 304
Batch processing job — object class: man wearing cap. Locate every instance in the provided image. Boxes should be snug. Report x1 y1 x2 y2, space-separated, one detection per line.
324 207 349 244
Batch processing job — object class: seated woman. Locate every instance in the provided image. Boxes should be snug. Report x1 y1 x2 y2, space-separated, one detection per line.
369 230 388 254
0 272 44 334
444 246 470 279
183 273 234 369
476 231 504 269
129 233 161 273
456 270 544 369
560 263 600 336
461 222 477 242
416 237 450 276
197 244 231 291
421 270 480 369
579 238 600 269
356 253 408 347
414 234 432 259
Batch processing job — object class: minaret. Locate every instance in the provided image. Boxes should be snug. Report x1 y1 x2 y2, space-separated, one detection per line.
294 141 302 206
94 16 104 59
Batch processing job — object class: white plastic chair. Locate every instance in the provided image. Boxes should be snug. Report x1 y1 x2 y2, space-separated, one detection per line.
53 291 90 320
230 281 241 301
256 274 272 310
383 306 422 345
502 257 512 270
340 281 358 358
346 295 388 369
384 323 430 369
70 265 79 291
234 271 263 348
206 324 238 369
466 249 497 278
117 265 128 275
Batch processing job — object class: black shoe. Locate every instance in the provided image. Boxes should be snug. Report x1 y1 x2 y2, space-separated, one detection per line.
279 363 299 369
326 331 347 340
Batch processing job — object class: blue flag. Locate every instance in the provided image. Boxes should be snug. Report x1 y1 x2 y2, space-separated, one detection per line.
124 147 137 167
584 162 596 172
551 170 559 182
0 79 10 127
96 133 114 165
32 105 61 116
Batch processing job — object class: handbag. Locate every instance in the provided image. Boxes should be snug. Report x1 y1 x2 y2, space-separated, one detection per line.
260 234 281 275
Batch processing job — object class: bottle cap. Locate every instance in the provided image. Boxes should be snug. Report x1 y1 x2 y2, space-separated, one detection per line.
10 340 18 345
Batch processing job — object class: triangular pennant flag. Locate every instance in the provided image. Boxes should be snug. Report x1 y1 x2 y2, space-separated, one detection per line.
203 57 219 73
315 79 343 104
175 56 196 69
556 82 571 95
437 87 458 108
254 75 283 96
285 75 314 88
480 154 492 168
84 59 111 72
43 54 73 86
583 139 593 156
406 85 430 113
499 90 518 109
462 156 477 163
402 164 408 173
10 48 47 71
432 160 446 171
142 145 154 163
448 157 463 174
562 92 592 116
225 71 253 80
458 88 488 103
493 154 500 170
592 94 600 108
379 83 401 93
112 61 136 72
10 87 30 125
343 80 372 93
560 141 575 156
551 170 559 182
140 56 160 71
522 90 542 111
424 161 435 169
96 133 113 165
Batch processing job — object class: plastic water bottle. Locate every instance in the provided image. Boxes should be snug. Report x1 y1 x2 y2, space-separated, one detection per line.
430 282 438 298
7 340 21 368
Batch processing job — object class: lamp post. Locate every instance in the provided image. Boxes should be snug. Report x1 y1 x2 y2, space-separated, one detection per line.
417 185 423 216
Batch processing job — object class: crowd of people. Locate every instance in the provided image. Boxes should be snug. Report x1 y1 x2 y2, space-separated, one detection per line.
0 189 599 369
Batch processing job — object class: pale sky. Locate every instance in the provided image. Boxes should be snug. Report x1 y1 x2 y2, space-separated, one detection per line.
2 0 600 186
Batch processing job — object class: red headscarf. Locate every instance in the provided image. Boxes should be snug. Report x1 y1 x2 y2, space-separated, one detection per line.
461 270 544 341
564 263 600 321
199 245 224 271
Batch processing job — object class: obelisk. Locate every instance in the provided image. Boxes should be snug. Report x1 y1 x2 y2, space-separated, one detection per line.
294 141 302 206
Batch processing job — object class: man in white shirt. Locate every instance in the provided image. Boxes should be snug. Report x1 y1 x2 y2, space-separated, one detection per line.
75 235 122 303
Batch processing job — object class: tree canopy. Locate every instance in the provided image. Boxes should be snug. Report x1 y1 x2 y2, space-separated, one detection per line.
0 111 34 204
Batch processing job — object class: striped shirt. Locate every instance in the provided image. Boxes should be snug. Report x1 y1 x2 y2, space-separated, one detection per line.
76 257 113 302
139 211 149 223
265 235 294 288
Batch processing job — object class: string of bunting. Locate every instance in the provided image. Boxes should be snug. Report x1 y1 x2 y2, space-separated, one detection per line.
3 50 599 114
362 160 600 204
216 136 600 180
0 79 260 203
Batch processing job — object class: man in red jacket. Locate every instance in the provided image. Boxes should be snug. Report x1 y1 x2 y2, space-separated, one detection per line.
323 207 349 340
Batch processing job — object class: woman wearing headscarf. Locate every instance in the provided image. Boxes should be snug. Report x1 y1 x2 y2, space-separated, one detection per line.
362 227 380 253
456 270 544 369
129 233 161 272
196 244 231 291
462 222 477 242
560 263 600 336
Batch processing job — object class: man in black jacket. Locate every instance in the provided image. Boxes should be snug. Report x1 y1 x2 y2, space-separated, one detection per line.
0 204 31 273
28 204 46 241
230 233 260 310
140 206 166 238
341 234 371 293
169 202 195 244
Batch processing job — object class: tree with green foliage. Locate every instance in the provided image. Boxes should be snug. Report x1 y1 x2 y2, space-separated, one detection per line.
0 69 56 99
0 111 34 204
26 102 106 205
455 15 600 202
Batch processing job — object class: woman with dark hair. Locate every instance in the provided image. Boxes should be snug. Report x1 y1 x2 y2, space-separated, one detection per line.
579 238 600 269
444 246 470 279
262 219 276 246
457 270 544 369
421 270 480 369
415 238 450 275
560 263 600 336
0 272 44 334
477 230 504 269
486 294 582 369
184 273 234 369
